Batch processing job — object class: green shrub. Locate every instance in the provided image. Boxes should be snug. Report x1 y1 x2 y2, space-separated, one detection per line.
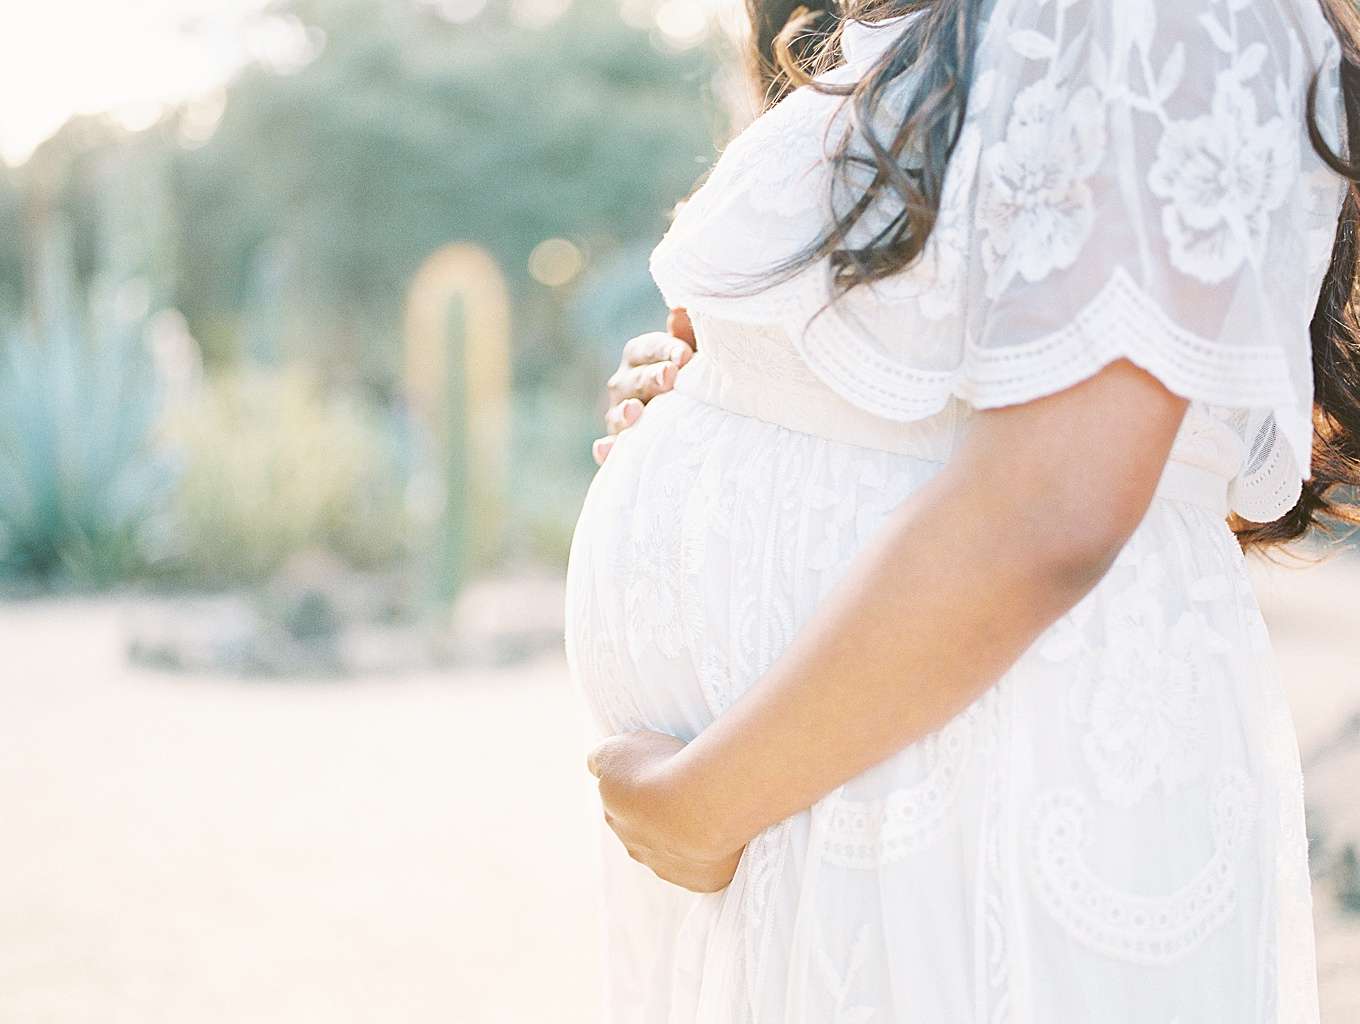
164 367 410 586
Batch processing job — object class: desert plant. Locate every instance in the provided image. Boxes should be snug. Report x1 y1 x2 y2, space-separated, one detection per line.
1338 844 1360 916
164 366 410 586
0 318 171 586
404 242 511 603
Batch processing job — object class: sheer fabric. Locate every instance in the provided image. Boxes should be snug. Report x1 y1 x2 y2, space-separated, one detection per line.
565 1 1349 1020
649 0 1349 521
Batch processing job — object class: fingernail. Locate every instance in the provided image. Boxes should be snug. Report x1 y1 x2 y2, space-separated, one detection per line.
654 365 670 387
670 344 690 365
625 399 643 420
592 437 612 463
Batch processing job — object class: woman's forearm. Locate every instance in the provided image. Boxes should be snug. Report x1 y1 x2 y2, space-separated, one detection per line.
663 462 1095 854
662 364 1189 858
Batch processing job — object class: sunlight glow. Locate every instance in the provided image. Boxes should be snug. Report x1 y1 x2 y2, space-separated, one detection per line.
655 1 712 50
423 0 492 24
511 0 574 30
0 0 743 167
0 2 271 166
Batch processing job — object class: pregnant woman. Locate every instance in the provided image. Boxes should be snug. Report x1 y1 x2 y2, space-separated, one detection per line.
565 0 1360 1019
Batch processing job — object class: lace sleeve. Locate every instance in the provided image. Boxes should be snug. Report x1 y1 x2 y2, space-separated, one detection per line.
647 0 1348 484
957 0 1349 484
1228 408 1305 523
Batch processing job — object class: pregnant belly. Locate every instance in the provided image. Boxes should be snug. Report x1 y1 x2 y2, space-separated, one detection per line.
564 389 945 741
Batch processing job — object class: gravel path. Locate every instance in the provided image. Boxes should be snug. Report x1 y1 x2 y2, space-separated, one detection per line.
1 554 1356 1021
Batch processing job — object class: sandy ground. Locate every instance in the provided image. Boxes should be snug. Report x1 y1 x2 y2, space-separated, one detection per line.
0 601 604 1024
1 553 1357 1022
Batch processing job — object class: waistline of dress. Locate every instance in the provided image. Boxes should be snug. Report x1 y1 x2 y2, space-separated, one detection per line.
1152 459 1231 519
671 347 962 463
671 348 1230 519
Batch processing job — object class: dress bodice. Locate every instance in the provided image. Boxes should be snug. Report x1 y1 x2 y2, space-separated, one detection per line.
651 0 1348 527
673 311 967 464
675 310 1295 521
569 4 1334 1018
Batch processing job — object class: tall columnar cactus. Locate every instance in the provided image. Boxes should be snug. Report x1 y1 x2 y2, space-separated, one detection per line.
403 243 511 604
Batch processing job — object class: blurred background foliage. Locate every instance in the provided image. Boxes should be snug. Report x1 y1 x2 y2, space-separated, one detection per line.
0 0 730 600
164 367 411 585
0 303 171 586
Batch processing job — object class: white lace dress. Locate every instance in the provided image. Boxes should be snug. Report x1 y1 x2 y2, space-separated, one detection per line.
564 1 1351 1021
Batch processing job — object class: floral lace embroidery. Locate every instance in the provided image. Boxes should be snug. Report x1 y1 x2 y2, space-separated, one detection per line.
567 325 1319 1018
565 522 646 735
1145 16 1298 283
618 481 688 664
739 819 793 1022
729 92 838 220
648 0 1344 503
567 2 1338 1014
815 923 878 1024
688 311 826 392
1224 545 1321 1023
1077 605 1214 807
1027 770 1257 965
684 418 812 720
822 713 975 868
977 0 1300 291
1052 536 1236 807
959 265 1297 412
978 72 1106 297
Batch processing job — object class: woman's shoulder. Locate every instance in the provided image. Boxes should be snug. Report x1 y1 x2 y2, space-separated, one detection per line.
651 0 1347 461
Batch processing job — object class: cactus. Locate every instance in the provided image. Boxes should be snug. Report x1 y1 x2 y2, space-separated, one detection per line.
1338 844 1360 916
403 243 511 604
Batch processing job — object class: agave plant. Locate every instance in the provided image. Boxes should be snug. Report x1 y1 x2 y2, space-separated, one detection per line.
0 316 172 587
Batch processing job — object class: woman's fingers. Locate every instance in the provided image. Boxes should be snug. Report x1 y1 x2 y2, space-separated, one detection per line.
607 360 680 408
604 397 644 436
592 436 615 466
593 312 697 465
621 330 695 371
667 308 695 347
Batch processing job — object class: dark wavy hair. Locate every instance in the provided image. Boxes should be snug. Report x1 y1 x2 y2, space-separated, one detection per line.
745 0 842 105
745 0 1360 553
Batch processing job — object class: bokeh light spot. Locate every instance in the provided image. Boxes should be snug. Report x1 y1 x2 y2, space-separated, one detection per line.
529 238 585 288
423 0 490 24
177 87 228 149
618 0 653 30
655 1 710 49
511 0 574 30
245 15 326 76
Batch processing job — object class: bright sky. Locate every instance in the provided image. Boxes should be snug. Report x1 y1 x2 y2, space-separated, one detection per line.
0 3 279 165
0 0 738 167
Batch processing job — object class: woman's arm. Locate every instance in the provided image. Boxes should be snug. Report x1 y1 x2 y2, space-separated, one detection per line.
588 357 1190 891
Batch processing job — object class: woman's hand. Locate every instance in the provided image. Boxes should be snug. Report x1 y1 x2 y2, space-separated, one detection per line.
592 308 696 465
651 360 1190 851
586 729 746 893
